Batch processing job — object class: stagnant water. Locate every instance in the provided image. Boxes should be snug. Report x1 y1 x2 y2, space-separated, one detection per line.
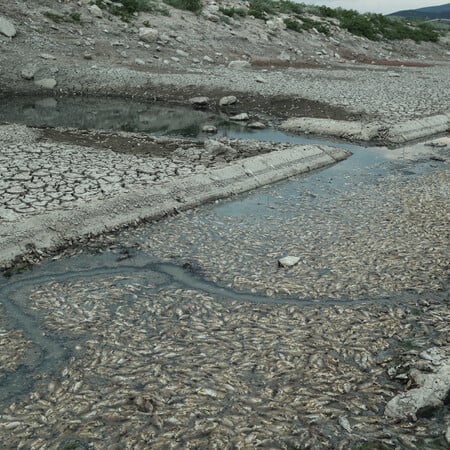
0 98 448 412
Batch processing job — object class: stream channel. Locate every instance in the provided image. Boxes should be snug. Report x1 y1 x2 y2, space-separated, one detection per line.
0 97 448 421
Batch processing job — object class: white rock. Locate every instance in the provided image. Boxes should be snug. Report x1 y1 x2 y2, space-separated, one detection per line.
203 55 214 63
176 49 189 57
255 76 266 83
385 363 450 420
21 65 36 80
40 53 56 60
219 95 237 107
230 113 249 121
189 96 209 107
34 78 57 89
228 60 251 70
202 125 217 133
278 51 291 62
204 140 235 156
139 27 159 43
278 256 300 267
446 426 450 444
247 121 265 129
135 58 145 65
88 4 103 18
0 16 16 37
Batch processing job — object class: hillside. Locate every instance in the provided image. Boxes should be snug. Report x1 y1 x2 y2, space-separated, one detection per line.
389 2 450 20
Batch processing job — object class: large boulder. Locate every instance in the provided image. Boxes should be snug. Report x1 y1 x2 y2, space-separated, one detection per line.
385 349 450 421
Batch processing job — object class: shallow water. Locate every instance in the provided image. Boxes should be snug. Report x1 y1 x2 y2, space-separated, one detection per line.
0 96 448 419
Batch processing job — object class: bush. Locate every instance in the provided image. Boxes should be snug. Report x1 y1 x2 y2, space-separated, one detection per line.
43 11 82 24
248 0 275 19
284 17 330 35
95 0 170 20
163 0 202 12
219 7 247 18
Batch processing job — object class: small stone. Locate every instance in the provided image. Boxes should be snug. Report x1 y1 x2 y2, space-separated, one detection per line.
176 49 189 57
0 16 16 38
247 121 265 129
204 140 235 156
203 55 214 63
278 51 290 62
34 78 57 89
255 76 266 83
228 60 251 70
88 4 103 18
445 426 450 444
202 125 217 133
189 96 209 108
39 53 56 60
21 65 36 80
135 58 145 65
139 27 159 43
278 256 300 268
219 95 237 107
83 52 93 60
230 113 249 121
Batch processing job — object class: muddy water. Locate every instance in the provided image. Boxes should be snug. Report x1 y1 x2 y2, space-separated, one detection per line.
0 96 243 137
0 129 447 408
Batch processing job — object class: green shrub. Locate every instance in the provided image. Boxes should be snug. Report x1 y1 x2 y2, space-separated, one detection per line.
163 0 202 12
94 0 170 20
219 7 247 18
284 17 330 35
248 0 275 19
43 10 82 24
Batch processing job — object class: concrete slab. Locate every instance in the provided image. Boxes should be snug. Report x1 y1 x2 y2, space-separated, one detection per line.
0 144 350 268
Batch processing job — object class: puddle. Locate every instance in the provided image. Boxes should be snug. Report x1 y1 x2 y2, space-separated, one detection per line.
0 96 243 137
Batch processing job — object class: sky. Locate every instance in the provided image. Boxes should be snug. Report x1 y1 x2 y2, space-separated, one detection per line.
300 1 447 14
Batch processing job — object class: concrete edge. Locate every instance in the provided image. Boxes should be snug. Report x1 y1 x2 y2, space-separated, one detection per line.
0 145 350 269
280 113 450 144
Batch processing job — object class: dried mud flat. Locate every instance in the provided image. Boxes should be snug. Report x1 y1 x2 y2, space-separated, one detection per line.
0 138 449 449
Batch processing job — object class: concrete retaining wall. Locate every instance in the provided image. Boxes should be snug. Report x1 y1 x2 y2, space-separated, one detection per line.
280 114 450 144
0 145 350 268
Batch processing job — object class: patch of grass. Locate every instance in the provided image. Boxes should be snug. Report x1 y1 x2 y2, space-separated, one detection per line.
219 14 232 25
219 7 247 18
94 0 169 20
248 0 276 19
162 0 202 13
43 11 82 24
284 17 330 35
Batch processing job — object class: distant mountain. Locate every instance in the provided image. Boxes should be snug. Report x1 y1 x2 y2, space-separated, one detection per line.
388 3 450 20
